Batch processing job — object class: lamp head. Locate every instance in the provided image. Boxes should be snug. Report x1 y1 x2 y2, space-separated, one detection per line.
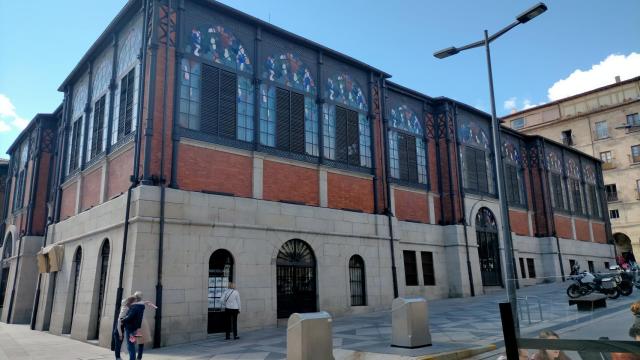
517 2 547 24
434 46 459 59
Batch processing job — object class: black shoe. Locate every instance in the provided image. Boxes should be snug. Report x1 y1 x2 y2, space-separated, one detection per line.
234 336 240 340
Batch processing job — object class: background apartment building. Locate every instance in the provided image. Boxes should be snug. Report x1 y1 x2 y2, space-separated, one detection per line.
504 76 640 263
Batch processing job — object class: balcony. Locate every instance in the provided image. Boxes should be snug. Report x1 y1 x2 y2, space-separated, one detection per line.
606 192 619 202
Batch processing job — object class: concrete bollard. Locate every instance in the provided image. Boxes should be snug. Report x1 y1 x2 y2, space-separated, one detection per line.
391 297 432 348
287 311 333 360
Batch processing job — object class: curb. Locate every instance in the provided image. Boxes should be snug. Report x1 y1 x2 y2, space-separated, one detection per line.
418 344 497 360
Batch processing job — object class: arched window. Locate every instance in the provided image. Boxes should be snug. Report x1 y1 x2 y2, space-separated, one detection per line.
458 116 495 195
475 208 501 286
260 52 319 157
276 239 316 318
388 104 427 184
502 136 525 207
180 24 254 143
323 72 370 167
566 156 586 216
208 249 234 334
348 255 366 306
67 246 82 333
92 240 110 339
546 146 569 211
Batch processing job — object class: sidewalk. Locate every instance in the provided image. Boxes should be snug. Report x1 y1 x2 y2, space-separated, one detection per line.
0 282 636 360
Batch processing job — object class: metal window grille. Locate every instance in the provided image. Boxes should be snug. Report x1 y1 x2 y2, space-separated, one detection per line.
605 184 618 202
403 250 418 286
201 64 237 139
420 251 435 286
526 258 536 278
349 255 366 306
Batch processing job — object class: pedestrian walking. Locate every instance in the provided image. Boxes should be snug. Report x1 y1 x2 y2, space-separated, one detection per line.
113 296 136 360
121 295 146 360
222 282 241 340
132 291 157 359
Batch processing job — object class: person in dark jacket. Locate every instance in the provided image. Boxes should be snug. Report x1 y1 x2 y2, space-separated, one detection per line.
121 298 145 360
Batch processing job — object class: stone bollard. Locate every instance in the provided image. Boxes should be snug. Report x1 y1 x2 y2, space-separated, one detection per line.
287 311 333 360
391 297 432 348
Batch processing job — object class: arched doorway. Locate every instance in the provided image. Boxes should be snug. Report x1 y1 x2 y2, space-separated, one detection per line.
0 233 12 310
475 208 502 287
276 239 316 318
614 233 636 268
207 249 234 334
91 240 110 340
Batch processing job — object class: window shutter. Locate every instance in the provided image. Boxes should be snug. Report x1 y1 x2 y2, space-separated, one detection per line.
335 106 348 163
218 70 237 139
464 147 478 191
69 119 81 171
91 96 106 158
476 149 488 192
276 88 291 151
290 92 305 154
201 64 220 135
346 110 360 166
118 80 127 140
124 70 135 135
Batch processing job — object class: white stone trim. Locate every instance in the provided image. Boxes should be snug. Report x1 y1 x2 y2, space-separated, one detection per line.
319 168 328 207
428 193 436 224
180 138 252 158
252 156 263 200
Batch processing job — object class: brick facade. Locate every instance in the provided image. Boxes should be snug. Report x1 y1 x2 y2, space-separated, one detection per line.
394 188 429 223
264 161 319 206
327 173 374 213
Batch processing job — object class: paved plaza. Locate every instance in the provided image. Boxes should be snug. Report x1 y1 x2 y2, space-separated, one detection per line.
1 282 638 360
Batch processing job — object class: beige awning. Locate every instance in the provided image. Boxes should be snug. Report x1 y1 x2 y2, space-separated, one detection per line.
38 244 64 273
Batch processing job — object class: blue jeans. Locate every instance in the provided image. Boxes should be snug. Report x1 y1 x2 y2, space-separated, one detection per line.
112 326 123 359
124 328 137 360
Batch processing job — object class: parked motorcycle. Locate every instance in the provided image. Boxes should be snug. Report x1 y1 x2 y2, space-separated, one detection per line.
566 270 620 299
607 265 634 296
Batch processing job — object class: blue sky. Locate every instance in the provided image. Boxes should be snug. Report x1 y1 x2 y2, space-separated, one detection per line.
1 0 639 157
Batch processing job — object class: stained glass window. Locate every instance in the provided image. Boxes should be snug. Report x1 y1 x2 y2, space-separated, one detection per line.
458 118 490 150
72 80 88 119
92 54 113 97
326 73 367 111
186 25 253 74
236 76 254 142
118 19 142 76
262 52 315 95
390 105 423 136
502 137 525 207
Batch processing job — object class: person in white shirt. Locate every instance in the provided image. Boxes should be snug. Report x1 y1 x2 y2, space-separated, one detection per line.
222 282 241 340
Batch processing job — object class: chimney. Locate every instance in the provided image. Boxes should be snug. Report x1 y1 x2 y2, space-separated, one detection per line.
615 75 621 83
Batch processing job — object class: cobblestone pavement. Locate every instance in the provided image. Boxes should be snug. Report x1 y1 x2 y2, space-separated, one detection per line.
1 282 637 360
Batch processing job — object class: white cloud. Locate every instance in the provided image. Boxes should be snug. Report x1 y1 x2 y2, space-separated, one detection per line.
503 97 517 111
0 93 29 131
547 52 640 101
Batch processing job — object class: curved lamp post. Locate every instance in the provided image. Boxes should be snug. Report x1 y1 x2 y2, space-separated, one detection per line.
433 3 547 335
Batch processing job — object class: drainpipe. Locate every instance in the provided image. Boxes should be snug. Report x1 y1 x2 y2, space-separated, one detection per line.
153 0 173 348
113 0 151 340
450 103 475 297
380 79 399 298
7 132 34 323
169 1 186 188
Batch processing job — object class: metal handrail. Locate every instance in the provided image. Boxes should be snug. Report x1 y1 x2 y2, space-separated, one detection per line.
517 295 544 325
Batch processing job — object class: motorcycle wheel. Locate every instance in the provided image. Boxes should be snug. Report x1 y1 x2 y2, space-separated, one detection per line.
607 288 620 299
619 283 633 296
567 284 582 298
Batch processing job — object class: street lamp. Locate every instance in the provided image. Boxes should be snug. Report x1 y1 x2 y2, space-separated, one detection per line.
433 3 547 335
